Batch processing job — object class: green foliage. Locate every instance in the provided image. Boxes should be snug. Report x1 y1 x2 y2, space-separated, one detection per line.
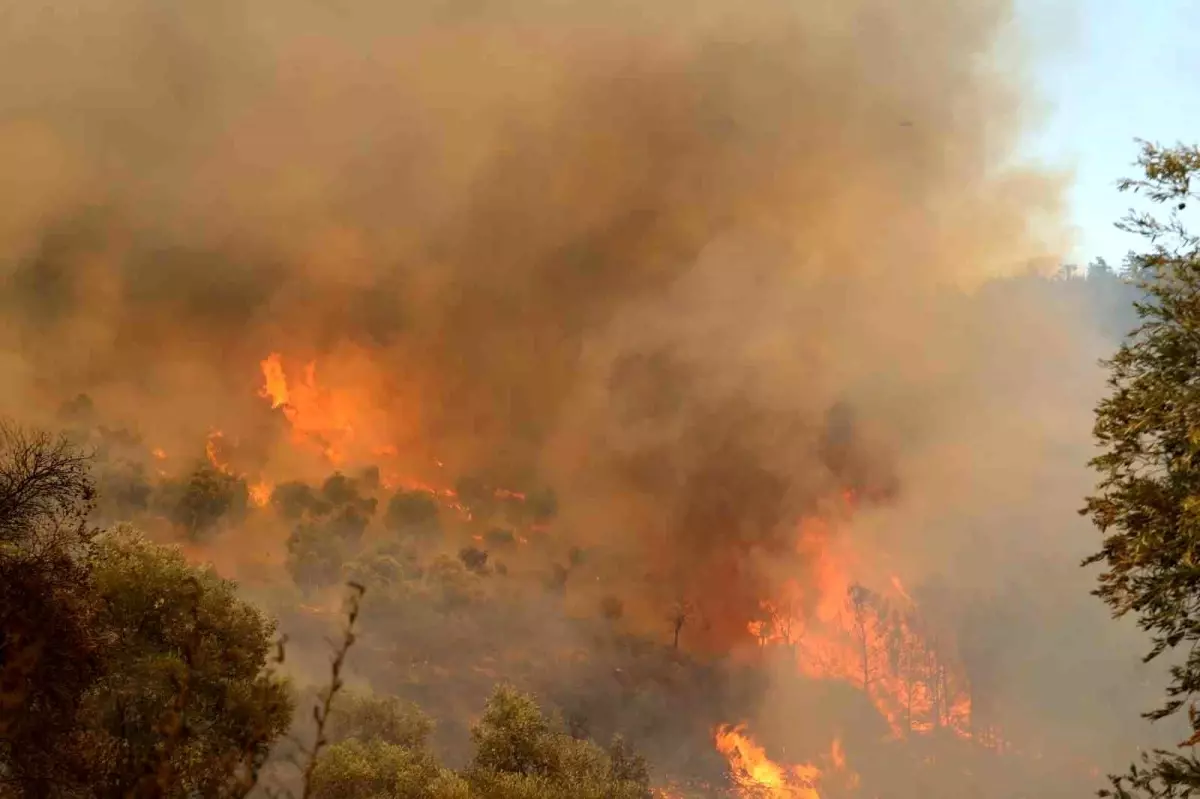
82 527 293 795
1 422 668 798
1083 141 1200 798
0 529 104 790
0 425 293 797
166 463 249 539
307 686 653 799
308 737 466 799
281 473 381 592
468 686 556 778
0 424 106 790
464 686 652 799
329 693 435 750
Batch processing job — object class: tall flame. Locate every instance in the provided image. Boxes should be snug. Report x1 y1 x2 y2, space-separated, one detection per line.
257 351 392 464
750 512 974 740
715 724 822 799
259 352 290 409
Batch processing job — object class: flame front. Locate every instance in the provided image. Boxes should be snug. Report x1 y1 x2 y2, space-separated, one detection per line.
257 351 406 466
715 724 822 799
258 353 352 462
750 512 974 740
251 351 991 790
259 352 290 409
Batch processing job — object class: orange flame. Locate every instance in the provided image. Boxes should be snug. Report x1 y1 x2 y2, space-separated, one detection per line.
715 724 822 799
751 512 974 740
257 351 398 465
249 479 273 508
200 429 277 511
259 352 290 409
205 430 234 475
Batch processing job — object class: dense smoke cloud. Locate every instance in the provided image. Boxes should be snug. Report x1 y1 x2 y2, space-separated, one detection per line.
0 0 1061 607
0 0 1164 792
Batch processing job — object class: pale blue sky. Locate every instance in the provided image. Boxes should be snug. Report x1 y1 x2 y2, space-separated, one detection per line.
1019 0 1200 267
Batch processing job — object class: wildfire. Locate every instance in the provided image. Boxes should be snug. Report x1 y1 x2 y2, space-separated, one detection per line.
202 429 276 511
259 352 290 409
140 349 1017 793
249 479 273 508
750 511 974 740
715 724 822 799
257 351 397 465
205 430 234 475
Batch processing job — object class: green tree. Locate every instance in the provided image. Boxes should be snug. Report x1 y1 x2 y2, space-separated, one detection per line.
0 423 293 797
308 738 467 799
80 527 293 796
464 686 652 799
329 692 435 751
0 423 104 795
1083 141 1200 798
165 463 249 539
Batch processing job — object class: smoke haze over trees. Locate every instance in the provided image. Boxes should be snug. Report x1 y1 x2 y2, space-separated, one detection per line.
0 0 1184 796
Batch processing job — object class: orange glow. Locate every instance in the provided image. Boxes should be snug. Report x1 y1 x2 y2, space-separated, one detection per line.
494 488 525 501
258 353 355 462
205 429 234 475
249 352 979 753
249 479 273 508
751 509 974 740
259 352 290 409
256 352 543 502
256 351 408 465
830 738 845 771
252 353 982 758
152 447 167 461
199 428 277 512
715 724 822 799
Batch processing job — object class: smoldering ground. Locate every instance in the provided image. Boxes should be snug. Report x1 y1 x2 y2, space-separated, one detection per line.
0 0 1169 793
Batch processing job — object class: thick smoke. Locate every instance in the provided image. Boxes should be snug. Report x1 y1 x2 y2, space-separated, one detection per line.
0 0 1061 608
0 0 1163 792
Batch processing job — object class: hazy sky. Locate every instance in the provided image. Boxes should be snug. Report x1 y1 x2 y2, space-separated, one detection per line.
1021 0 1200 267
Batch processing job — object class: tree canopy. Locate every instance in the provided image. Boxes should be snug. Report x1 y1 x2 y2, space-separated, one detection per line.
308 686 653 799
0 424 292 797
1083 141 1200 798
